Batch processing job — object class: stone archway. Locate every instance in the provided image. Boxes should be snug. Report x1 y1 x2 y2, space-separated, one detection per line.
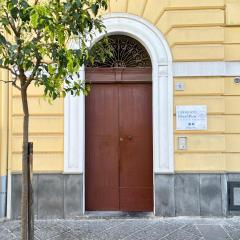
64 13 174 214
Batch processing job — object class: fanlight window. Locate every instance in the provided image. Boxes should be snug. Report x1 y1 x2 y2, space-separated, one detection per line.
87 35 152 68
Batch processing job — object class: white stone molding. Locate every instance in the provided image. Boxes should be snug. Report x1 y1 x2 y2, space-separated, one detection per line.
64 70 85 173
64 13 174 174
173 61 240 77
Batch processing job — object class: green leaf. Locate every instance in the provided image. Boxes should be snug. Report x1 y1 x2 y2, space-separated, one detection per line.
0 17 9 26
48 64 55 74
91 4 99 15
10 7 18 19
30 12 39 28
0 33 7 45
0 0 109 101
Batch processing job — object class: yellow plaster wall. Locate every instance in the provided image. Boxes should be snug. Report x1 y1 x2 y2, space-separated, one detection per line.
0 75 2 176
10 85 64 173
0 70 8 177
107 0 240 62
174 77 240 172
5 0 240 173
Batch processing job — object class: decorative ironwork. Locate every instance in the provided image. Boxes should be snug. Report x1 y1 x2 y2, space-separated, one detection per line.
87 35 151 68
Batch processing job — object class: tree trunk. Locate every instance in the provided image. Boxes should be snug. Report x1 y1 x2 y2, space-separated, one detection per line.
28 142 34 240
21 87 30 240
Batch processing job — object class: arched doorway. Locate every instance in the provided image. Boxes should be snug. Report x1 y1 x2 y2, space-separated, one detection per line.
85 35 153 211
64 13 174 215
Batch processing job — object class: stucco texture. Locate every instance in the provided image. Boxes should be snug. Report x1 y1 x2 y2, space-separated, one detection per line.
1 0 240 173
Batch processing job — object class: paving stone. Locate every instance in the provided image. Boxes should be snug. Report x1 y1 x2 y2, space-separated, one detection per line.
181 224 203 237
1 221 20 232
162 228 201 240
122 236 139 240
222 225 240 240
66 219 124 232
97 221 147 240
8 225 39 239
134 221 181 240
51 231 78 240
133 225 164 240
1 218 240 240
35 224 70 240
71 231 101 240
197 225 232 240
36 220 60 230
0 229 17 240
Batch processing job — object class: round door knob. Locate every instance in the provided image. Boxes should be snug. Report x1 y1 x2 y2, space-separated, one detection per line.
120 137 124 142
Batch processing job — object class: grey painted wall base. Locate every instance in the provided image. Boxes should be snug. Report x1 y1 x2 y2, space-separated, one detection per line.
11 173 240 219
154 173 240 217
0 175 7 218
11 174 83 219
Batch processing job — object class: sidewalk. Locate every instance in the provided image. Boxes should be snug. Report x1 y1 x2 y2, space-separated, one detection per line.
0 217 240 240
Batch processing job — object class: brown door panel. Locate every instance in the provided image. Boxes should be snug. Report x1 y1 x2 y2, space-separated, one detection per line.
86 69 153 212
119 137 153 187
85 84 119 210
120 187 153 211
119 84 153 211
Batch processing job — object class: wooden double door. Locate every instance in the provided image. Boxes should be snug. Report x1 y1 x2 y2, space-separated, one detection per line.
85 68 153 212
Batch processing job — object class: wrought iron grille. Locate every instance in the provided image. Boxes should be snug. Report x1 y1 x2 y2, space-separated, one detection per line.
87 35 152 68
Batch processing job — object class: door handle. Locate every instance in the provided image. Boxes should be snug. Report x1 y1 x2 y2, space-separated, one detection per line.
120 137 124 142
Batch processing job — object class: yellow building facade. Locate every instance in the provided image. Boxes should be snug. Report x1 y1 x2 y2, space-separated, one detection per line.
1 0 240 218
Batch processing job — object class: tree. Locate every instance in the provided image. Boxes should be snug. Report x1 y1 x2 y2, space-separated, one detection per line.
0 0 109 239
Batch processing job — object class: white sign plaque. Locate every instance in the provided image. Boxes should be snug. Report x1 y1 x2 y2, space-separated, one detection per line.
176 105 207 130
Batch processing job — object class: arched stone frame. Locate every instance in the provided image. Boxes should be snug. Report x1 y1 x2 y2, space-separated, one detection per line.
64 13 174 214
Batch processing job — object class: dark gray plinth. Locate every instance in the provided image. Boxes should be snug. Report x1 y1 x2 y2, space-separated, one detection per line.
154 173 240 217
228 174 240 181
11 174 38 219
200 174 222 216
11 174 83 219
64 174 83 218
175 174 200 216
38 174 64 219
11 173 240 218
0 175 7 218
221 174 228 216
11 174 22 219
155 174 175 217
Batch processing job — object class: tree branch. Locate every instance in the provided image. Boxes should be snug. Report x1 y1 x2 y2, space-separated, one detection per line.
25 61 40 89
0 79 22 90
3 9 19 37
0 65 20 77
12 81 22 90
0 79 14 83
24 30 43 88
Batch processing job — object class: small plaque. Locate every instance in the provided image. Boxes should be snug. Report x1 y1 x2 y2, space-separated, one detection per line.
176 105 207 131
